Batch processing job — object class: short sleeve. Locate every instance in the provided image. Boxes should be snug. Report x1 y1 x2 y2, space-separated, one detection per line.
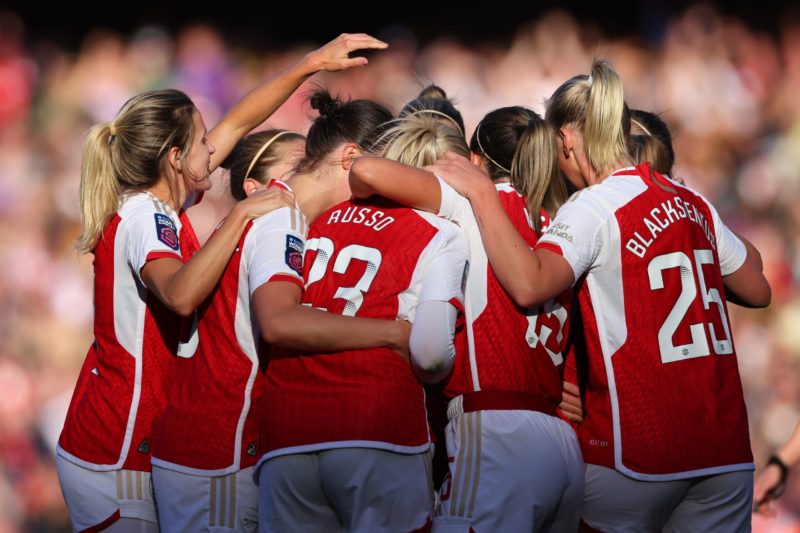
246 207 308 295
436 175 475 230
124 206 183 285
707 202 746 276
535 198 605 283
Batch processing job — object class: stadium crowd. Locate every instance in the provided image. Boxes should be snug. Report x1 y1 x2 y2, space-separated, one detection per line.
0 5 798 531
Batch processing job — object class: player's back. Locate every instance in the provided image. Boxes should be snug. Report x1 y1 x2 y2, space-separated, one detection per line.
260 198 464 461
444 183 569 405
562 163 751 479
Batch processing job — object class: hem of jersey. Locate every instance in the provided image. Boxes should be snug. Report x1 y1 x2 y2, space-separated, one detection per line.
534 241 564 257
609 460 755 482
151 457 242 478
145 250 182 262
720 245 748 277
56 444 124 472
254 440 432 479
447 296 464 314
78 509 121 533
268 273 304 289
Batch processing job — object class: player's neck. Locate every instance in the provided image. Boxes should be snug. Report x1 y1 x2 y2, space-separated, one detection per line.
286 169 350 224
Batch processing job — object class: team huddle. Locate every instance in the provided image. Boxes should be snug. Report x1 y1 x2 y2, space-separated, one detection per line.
56 33 771 533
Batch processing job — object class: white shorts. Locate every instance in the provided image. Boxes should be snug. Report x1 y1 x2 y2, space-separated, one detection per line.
582 464 754 532
151 465 258 533
258 447 434 533
57 455 157 532
433 393 584 532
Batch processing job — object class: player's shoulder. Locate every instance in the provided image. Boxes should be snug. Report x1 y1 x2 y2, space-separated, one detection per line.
413 210 467 249
251 205 307 235
118 192 181 238
119 192 173 218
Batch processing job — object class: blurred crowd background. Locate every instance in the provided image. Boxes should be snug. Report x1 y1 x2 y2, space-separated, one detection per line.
0 4 799 531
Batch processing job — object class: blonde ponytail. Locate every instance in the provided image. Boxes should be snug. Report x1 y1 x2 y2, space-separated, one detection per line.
584 59 630 173
76 123 120 253
510 117 567 233
546 59 631 177
74 89 198 253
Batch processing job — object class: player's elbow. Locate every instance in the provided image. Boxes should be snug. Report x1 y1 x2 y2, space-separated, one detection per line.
259 316 285 345
409 341 454 385
508 286 545 309
162 294 198 317
750 282 772 308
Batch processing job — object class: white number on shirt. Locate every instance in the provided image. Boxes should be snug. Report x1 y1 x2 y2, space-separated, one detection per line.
176 311 199 358
524 300 569 365
647 249 733 364
304 238 383 316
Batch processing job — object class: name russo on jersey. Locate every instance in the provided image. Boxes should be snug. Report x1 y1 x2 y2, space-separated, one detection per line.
625 195 717 258
325 206 396 231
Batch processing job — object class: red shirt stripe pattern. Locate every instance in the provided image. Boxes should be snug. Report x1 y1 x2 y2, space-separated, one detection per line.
537 163 751 480
436 180 571 404
58 193 184 472
258 199 468 465
152 194 307 475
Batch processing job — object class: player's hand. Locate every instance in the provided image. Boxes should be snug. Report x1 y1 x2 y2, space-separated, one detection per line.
429 151 493 200
236 186 295 221
390 320 412 362
753 463 786 516
558 381 584 423
304 33 388 72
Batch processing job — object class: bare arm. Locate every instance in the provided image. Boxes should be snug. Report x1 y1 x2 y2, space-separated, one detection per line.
349 157 442 213
209 33 388 171
724 235 770 308
754 420 800 515
431 152 574 307
141 187 294 316
253 281 409 357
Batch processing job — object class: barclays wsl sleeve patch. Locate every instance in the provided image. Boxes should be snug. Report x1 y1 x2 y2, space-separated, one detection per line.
285 234 303 275
154 213 179 250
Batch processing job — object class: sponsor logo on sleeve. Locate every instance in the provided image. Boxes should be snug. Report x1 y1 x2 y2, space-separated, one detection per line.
285 234 303 275
544 222 573 243
154 213 179 250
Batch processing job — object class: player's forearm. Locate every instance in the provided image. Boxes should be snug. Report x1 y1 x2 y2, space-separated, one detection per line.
777 421 800 468
264 305 408 353
468 187 547 307
209 55 317 171
163 205 251 314
349 157 442 212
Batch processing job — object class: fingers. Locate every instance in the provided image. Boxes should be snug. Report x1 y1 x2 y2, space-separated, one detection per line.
563 381 580 396
558 404 583 423
341 34 388 51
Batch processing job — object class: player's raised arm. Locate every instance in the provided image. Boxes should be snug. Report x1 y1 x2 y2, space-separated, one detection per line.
208 33 388 172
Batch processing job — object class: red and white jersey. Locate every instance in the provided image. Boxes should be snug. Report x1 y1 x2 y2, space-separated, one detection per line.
436 179 570 404
537 163 751 480
58 192 185 472
259 199 468 463
152 190 307 475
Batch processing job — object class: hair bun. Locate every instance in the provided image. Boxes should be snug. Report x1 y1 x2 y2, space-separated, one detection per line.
310 90 341 118
418 84 447 101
